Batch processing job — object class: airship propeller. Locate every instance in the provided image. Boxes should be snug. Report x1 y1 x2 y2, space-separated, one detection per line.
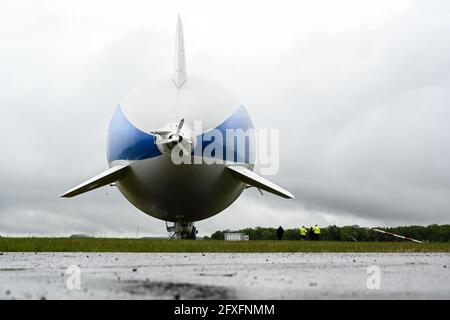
153 119 192 155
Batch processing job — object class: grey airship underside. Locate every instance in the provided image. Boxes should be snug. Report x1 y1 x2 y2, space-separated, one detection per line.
62 16 293 239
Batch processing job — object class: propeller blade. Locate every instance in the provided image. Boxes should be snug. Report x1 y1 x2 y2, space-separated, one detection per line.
175 119 184 135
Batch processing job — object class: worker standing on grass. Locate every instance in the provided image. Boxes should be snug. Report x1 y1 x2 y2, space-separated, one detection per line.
299 226 307 240
276 226 285 240
309 227 315 240
314 224 321 241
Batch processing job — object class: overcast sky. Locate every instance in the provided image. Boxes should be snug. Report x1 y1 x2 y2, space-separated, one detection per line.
1 0 449 237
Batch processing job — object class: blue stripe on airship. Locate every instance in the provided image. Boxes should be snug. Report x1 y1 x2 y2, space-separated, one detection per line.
197 105 255 164
107 105 161 163
107 104 254 164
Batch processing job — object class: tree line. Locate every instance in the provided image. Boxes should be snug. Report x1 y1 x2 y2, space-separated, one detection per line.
207 224 450 242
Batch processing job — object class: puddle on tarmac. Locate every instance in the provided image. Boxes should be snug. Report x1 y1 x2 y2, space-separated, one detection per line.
123 280 234 300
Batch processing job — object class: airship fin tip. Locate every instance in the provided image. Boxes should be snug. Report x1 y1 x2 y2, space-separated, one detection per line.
227 165 295 199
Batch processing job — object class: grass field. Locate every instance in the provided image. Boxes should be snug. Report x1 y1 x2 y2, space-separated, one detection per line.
0 238 449 252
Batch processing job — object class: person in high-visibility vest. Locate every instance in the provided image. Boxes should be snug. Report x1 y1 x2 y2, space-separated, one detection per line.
299 226 307 240
314 224 321 241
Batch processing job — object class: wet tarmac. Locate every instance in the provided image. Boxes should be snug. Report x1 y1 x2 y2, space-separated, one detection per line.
0 252 449 299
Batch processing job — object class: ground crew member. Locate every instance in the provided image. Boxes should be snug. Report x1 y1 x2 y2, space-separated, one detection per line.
309 227 314 240
314 224 321 241
276 226 285 240
299 226 307 240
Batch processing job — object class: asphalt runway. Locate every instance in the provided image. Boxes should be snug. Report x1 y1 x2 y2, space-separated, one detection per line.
0 252 449 299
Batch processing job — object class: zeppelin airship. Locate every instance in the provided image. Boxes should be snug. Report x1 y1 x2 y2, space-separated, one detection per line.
62 16 293 239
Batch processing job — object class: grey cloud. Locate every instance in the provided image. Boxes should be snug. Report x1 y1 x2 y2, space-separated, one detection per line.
1 1 449 237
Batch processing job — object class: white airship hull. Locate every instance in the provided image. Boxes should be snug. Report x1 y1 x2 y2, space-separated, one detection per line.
115 157 253 222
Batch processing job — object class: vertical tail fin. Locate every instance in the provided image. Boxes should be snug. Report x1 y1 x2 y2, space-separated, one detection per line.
173 14 187 88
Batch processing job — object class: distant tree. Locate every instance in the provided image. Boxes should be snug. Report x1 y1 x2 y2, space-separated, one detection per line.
211 230 225 240
284 229 299 240
339 226 358 241
322 225 341 241
209 224 450 242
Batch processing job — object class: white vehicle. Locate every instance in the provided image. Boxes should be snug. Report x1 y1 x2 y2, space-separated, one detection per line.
224 233 249 241
62 16 293 239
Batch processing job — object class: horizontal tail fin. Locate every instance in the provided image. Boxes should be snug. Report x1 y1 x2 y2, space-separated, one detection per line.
61 165 129 198
227 165 294 199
